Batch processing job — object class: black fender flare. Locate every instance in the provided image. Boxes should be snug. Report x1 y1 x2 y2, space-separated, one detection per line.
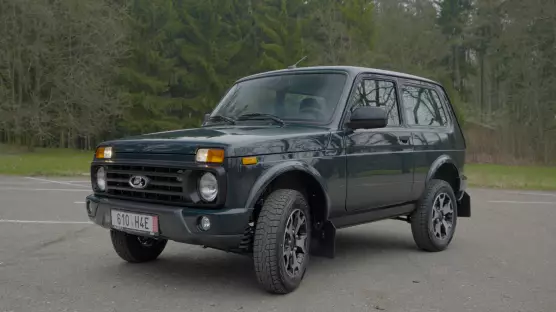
426 154 461 191
244 160 331 221
425 155 470 217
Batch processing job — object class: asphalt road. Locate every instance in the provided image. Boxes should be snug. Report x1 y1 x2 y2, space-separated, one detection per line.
0 176 555 312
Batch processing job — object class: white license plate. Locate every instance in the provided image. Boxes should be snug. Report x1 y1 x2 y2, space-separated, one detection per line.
111 210 159 235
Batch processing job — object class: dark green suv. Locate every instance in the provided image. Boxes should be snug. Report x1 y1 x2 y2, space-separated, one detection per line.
85 66 470 294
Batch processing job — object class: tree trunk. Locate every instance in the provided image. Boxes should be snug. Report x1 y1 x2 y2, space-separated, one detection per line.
480 50 485 121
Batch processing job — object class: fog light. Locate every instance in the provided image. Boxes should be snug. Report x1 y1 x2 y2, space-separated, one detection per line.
199 216 211 231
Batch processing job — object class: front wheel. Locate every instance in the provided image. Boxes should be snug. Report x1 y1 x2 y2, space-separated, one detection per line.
110 230 168 263
411 179 458 252
253 189 311 294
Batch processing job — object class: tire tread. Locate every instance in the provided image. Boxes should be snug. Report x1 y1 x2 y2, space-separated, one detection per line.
110 230 167 263
253 189 308 294
411 179 457 252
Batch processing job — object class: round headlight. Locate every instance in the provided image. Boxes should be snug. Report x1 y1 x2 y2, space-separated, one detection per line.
198 172 218 202
96 167 106 191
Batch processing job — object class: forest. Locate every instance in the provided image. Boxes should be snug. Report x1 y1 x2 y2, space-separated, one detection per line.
1 0 555 165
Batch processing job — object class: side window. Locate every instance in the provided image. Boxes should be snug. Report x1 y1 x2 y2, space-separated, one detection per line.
351 79 400 126
402 85 448 127
435 88 454 123
430 89 451 124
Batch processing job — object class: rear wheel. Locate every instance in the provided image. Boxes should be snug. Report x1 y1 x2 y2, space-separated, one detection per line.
110 230 167 263
253 189 311 294
411 179 458 252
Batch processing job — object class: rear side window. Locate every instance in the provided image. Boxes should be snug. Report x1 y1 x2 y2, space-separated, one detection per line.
401 85 448 127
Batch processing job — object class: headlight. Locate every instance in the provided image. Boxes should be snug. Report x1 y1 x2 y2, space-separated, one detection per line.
96 167 107 191
198 172 218 202
95 146 112 159
195 148 224 164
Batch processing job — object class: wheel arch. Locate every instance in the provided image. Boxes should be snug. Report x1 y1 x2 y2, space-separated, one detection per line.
245 161 331 226
426 155 461 195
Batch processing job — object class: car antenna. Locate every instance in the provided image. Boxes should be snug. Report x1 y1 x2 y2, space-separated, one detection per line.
287 56 307 69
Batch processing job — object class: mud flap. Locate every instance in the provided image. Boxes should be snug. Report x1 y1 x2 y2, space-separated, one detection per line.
457 192 471 217
310 221 336 258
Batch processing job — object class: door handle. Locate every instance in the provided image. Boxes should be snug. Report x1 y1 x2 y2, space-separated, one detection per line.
398 135 410 144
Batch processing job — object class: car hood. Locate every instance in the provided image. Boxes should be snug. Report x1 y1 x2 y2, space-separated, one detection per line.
103 125 332 157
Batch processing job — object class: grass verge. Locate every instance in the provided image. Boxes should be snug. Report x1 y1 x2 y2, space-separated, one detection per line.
0 145 92 176
466 163 556 191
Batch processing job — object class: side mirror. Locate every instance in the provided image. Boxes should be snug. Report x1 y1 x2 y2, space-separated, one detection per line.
346 106 388 130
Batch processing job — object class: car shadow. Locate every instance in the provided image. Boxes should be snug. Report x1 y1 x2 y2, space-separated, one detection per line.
334 230 416 257
310 230 418 267
102 250 262 293
94 230 417 294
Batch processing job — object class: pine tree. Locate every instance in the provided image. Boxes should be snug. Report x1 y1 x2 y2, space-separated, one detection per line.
436 0 473 95
307 0 375 66
172 0 256 116
118 0 257 134
254 0 309 70
116 0 188 135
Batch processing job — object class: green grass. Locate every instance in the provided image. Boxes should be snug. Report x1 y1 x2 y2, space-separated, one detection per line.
466 163 556 190
0 145 92 176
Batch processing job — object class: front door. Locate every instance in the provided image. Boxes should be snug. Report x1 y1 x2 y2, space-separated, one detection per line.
344 75 414 211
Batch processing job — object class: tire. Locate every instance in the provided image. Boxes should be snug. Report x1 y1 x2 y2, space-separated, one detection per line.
411 179 458 252
110 230 168 263
253 189 312 294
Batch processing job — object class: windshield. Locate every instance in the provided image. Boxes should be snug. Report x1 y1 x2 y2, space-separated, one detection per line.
210 73 348 124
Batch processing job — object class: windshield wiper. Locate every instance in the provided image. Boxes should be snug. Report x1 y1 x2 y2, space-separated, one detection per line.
207 115 236 124
236 113 285 126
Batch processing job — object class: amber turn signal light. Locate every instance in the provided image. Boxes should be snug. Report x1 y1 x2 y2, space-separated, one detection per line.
242 157 258 165
95 146 112 159
195 148 224 164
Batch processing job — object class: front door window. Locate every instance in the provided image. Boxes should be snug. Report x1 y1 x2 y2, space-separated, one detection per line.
350 79 401 126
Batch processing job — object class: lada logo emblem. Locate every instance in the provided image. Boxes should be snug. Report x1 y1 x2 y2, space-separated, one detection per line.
129 175 149 189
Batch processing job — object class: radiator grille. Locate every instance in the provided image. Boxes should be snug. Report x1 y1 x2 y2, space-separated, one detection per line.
105 164 188 204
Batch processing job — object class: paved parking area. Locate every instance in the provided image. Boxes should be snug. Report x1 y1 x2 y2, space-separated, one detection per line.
0 176 555 312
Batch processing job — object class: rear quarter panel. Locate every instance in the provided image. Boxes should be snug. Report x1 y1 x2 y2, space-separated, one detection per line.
404 81 466 200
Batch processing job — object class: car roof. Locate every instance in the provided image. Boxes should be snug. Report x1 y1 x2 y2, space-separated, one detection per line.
236 66 440 86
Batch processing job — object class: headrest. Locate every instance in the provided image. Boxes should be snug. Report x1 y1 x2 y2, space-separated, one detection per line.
300 98 320 110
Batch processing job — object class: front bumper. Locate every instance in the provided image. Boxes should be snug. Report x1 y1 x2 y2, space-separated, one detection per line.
85 195 254 252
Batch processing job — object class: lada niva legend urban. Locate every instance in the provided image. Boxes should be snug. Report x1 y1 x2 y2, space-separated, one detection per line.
85 66 471 294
